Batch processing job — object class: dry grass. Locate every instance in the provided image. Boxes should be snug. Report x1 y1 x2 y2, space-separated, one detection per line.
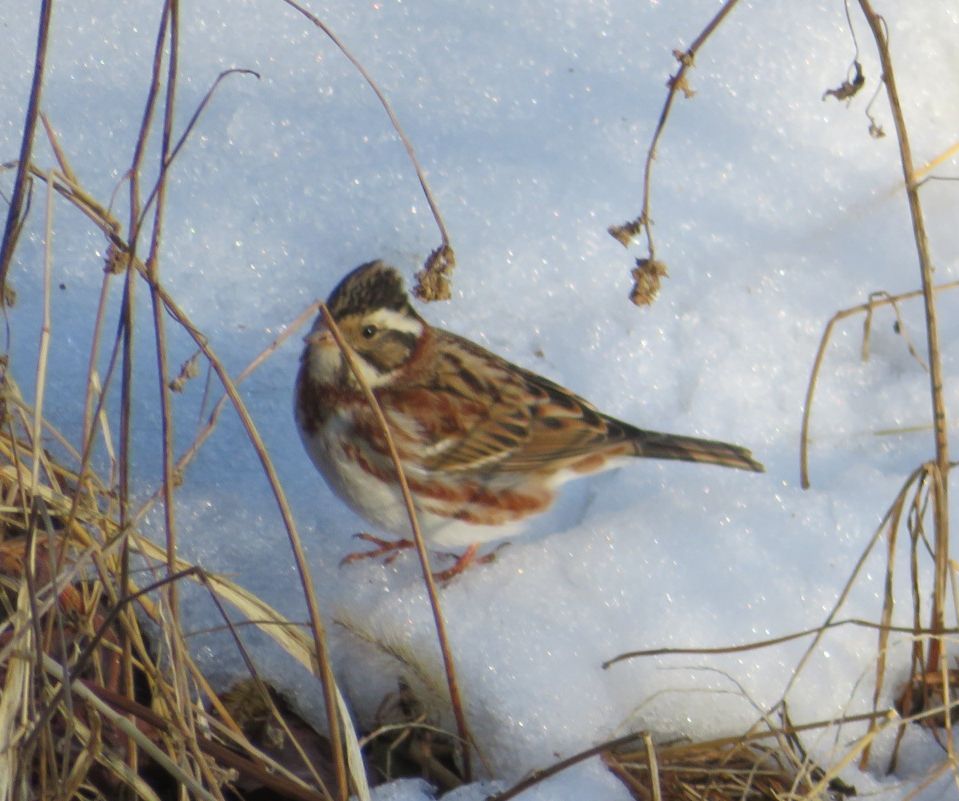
1 2 957 801
605 733 858 801
0 367 377 800
0 0 469 796
0 5 362 797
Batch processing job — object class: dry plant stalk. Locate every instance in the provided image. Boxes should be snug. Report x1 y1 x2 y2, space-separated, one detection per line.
0 504 343 801
319 305 476 781
799 281 959 489
0 0 53 294
0 3 403 798
608 0 741 305
488 710 885 801
605 738 845 801
858 0 951 671
796 2 957 771
280 0 456 300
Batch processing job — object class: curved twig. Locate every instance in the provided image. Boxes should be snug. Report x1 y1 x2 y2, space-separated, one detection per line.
857 0 951 678
781 464 926 706
0 0 54 301
320 304 476 781
799 280 959 489
281 0 454 298
603 615 959 669
140 269 350 799
137 68 260 232
608 0 740 302
487 731 647 801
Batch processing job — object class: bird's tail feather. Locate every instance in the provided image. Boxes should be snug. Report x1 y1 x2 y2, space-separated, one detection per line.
631 430 764 473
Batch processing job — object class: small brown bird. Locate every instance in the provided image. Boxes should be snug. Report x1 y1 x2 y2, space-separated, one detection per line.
295 261 763 576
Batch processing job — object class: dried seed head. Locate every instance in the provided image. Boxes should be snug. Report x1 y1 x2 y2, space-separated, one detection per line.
630 258 668 306
413 244 456 301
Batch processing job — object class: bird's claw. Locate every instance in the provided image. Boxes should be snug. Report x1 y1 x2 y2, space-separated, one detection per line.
340 533 415 566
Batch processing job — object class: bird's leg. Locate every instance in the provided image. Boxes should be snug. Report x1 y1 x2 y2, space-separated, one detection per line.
342 536 507 580
432 543 507 582
340 533 415 566
435 541 508 568
432 543 481 583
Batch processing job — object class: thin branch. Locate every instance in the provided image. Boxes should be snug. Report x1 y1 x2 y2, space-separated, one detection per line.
778 465 926 705
145 8 225 796
116 3 175 783
799 280 959 489
320 304 475 781
608 0 740 302
150 0 181 651
0 0 54 298
39 113 78 185
279 0 450 247
280 0 456 299
137 68 260 232
603 615 959 669
140 269 349 801
487 731 647 801
857 0 951 668
32 173 55 495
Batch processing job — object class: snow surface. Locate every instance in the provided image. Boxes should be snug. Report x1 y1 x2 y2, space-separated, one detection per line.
2 1 959 799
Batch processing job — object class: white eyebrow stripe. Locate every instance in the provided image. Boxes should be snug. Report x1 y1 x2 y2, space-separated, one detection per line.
366 308 424 337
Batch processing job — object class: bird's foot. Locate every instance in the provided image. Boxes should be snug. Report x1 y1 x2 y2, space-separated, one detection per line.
432 542 507 582
340 533 415 566
341 535 508 581
432 543 482 583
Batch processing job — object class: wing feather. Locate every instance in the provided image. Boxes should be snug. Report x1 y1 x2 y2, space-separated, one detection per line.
385 331 629 475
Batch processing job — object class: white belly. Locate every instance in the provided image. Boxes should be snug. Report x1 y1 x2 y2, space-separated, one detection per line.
298 410 521 549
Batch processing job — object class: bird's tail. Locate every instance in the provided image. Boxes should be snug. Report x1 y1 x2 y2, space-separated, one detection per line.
631 430 764 473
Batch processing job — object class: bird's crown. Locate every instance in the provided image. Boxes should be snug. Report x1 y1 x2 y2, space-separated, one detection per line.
327 260 411 320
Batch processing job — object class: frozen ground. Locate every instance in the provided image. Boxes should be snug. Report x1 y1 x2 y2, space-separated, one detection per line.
2 1 959 799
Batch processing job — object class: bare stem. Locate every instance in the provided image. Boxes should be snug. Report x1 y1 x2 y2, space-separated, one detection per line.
0 0 54 297
319 304 475 781
281 0 450 249
144 274 349 801
799 281 959 489
609 0 741 264
857 0 950 666
489 731 646 801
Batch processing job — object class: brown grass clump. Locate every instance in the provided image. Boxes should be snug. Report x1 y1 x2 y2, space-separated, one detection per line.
0 392 355 799
2 2 958 800
604 735 856 801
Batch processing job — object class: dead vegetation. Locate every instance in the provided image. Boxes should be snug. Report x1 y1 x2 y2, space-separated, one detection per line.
0 1 957 800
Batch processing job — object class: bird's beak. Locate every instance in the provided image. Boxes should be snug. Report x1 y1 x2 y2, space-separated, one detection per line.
305 326 337 349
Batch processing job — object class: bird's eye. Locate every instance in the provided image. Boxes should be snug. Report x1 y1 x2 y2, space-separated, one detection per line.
361 324 378 339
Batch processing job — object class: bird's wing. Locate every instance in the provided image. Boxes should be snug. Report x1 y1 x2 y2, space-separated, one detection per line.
385 332 631 475
490 367 637 472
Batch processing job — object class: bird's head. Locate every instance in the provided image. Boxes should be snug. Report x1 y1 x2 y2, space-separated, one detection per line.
302 261 427 389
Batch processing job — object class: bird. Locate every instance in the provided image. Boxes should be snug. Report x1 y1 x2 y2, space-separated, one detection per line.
295 260 763 579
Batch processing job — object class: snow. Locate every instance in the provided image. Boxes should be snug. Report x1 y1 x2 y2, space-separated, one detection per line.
2 1 958 799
